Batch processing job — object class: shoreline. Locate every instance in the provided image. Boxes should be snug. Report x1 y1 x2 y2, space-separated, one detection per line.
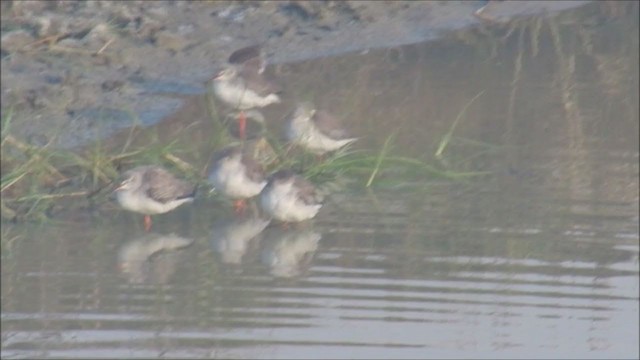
1 1 590 149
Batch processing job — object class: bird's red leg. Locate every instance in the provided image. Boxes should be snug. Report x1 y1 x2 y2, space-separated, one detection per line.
238 111 247 140
144 215 152 232
233 199 246 215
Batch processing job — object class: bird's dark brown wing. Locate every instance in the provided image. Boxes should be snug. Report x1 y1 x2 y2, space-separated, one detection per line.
241 153 266 183
312 110 351 140
292 176 320 206
143 167 195 203
242 57 266 74
240 66 281 96
211 146 238 165
228 45 265 71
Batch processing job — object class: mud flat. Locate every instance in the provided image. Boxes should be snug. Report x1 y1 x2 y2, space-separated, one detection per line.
1 1 589 148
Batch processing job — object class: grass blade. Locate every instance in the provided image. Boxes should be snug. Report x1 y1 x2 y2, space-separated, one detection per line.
435 90 485 160
366 132 396 187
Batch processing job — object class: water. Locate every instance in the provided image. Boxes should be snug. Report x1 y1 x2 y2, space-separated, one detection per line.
2 3 638 359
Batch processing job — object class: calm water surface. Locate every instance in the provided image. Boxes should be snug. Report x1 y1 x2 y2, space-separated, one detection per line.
2 3 638 359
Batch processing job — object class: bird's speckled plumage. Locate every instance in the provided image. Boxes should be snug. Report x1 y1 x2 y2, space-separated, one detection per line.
286 102 357 154
208 146 267 200
115 165 196 216
260 170 322 222
212 45 280 110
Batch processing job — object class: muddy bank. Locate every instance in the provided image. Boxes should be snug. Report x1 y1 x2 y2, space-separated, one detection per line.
1 0 590 148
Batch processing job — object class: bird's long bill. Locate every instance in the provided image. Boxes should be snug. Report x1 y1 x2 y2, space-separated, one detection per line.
211 70 225 81
114 181 127 192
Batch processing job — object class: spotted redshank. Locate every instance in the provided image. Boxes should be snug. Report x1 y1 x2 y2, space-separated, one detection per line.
212 45 281 139
208 146 267 213
286 102 357 155
115 165 196 231
260 170 322 223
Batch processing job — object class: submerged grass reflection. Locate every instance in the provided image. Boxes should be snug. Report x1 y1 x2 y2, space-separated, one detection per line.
435 90 486 161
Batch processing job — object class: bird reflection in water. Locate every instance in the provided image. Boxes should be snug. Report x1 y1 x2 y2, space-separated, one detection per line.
117 233 194 284
261 227 322 278
210 213 271 265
